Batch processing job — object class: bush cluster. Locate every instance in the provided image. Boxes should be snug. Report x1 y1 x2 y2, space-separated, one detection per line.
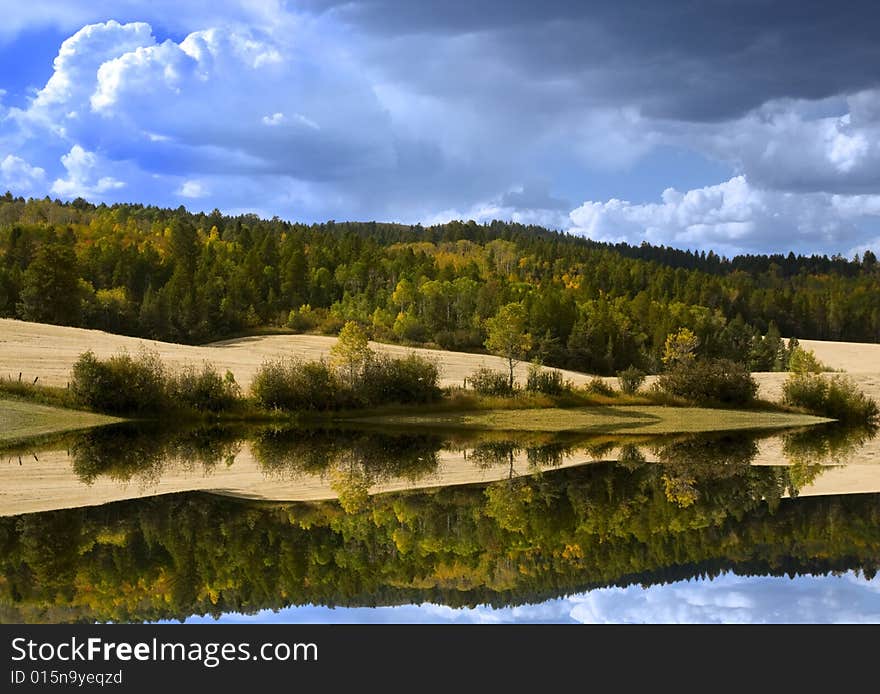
251 353 441 411
71 350 168 415
585 377 615 396
617 366 646 395
70 351 241 416
251 359 339 411
466 368 514 396
433 328 483 351
782 373 878 423
169 364 242 413
525 363 570 395
361 354 442 405
655 358 758 406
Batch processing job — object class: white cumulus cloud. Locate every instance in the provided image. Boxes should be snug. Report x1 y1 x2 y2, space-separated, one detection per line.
12 20 393 184
51 144 124 198
177 179 208 198
567 175 880 255
0 154 46 193
17 20 155 134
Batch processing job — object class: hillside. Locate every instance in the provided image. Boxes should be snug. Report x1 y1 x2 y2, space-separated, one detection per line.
0 318 591 390
3 318 880 402
2 196 880 380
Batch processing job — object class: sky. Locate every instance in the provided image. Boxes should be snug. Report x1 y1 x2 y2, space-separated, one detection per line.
2 1 880 256
183 571 880 624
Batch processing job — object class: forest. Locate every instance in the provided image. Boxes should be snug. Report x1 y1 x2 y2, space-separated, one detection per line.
1 193 879 375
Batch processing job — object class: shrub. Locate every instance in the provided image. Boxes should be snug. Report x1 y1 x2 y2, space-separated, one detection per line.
585 377 614 396
251 358 341 411
782 373 878 423
525 363 570 395
70 349 168 415
170 363 241 412
617 366 646 395
253 353 442 411
392 312 428 342
317 314 346 335
655 358 757 406
360 353 442 405
287 305 319 333
467 367 514 396
434 328 483 350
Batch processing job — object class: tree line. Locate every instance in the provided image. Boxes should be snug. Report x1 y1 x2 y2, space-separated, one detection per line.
2 193 879 375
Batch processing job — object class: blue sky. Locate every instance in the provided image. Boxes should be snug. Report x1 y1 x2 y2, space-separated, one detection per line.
181 571 880 624
2 2 880 256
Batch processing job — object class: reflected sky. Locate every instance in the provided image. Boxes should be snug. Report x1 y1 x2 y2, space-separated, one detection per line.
191 572 880 625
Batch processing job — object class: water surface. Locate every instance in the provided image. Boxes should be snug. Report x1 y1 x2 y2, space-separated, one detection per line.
1 421 878 623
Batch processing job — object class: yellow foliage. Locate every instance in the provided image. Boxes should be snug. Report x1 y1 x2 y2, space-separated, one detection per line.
562 543 584 560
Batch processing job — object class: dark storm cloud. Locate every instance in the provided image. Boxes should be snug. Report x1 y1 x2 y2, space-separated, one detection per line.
299 0 880 121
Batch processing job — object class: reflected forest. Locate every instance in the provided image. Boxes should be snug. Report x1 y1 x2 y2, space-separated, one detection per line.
2 422 878 623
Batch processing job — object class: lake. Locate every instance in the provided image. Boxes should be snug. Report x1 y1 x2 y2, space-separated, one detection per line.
2 421 879 623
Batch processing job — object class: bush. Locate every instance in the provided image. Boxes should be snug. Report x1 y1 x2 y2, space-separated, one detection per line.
251 358 341 411
782 373 878 423
252 353 442 411
585 377 614 396
360 353 442 405
467 367 514 396
70 350 168 415
317 314 346 335
286 305 319 333
170 363 241 412
655 358 757 406
392 312 428 342
617 366 646 395
434 328 484 351
525 363 570 395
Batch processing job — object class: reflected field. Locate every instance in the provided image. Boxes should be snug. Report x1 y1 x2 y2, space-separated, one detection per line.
1 420 878 516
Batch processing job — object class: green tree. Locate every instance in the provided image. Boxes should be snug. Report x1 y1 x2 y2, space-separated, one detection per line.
788 345 824 374
485 303 532 388
330 320 373 384
17 243 81 325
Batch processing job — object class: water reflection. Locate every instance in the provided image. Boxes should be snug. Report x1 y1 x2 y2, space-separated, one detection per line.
188 571 880 624
70 422 244 484
5 421 874 497
1 420 879 624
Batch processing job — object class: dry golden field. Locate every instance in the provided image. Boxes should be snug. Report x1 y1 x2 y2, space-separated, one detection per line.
0 318 593 390
2 317 880 401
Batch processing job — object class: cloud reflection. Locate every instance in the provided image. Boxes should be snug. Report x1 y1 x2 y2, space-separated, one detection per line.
188 571 880 625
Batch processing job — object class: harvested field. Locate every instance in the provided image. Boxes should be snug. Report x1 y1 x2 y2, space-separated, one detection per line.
1 319 879 403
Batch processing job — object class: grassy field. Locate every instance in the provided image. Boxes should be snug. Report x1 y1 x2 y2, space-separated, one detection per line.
355 406 832 434
0 399 120 446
